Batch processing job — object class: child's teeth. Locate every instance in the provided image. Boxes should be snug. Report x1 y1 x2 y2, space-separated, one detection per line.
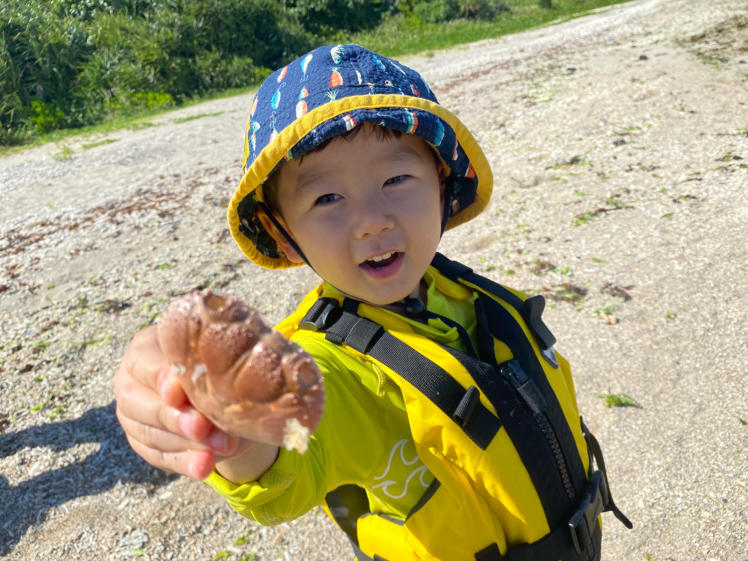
371 252 393 263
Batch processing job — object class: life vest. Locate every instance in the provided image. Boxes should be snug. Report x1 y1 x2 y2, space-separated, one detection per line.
289 253 631 561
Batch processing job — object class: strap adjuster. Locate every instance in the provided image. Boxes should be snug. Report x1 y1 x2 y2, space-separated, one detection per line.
299 298 340 331
568 471 604 554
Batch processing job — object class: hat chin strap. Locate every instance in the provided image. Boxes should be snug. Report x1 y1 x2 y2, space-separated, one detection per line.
257 201 312 268
440 177 454 236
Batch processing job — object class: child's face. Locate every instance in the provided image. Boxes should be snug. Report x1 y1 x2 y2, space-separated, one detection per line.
269 126 444 306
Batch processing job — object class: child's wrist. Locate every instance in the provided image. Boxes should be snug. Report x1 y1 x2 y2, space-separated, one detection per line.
215 439 280 484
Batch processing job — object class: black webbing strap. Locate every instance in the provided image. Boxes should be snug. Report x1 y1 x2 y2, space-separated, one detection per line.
431 253 525 312
432 253 556 350
300 299 501 450
474 507 603 561
474 470 609 561
581 420 633 529
352 316 500 450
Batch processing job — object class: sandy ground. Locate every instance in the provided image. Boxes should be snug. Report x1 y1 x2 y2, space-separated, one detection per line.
1 0 746 559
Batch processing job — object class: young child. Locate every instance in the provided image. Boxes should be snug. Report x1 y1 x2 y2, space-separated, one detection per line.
114 44 629 561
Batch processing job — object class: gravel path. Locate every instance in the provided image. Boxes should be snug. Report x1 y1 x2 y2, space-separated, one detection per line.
1 0 746 559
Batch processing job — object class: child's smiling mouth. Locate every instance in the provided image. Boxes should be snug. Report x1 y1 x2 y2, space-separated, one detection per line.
359 251 403 278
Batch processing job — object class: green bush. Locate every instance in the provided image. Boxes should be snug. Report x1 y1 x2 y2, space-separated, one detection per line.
1 0 99 142
29 101 67 133
0 0 317 144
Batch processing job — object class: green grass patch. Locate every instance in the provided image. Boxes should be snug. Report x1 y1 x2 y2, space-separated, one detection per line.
595 303 620 316
47 405 65 420
82 138 119 150
353 0 633 57
597 392 638 408
32 340 50 353
52 145 74 161
0 90 239 156
573 210 596 226
173 111 224 124
79 335 110 348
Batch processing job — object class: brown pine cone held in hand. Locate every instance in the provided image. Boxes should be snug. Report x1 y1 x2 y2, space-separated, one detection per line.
157 290 325 453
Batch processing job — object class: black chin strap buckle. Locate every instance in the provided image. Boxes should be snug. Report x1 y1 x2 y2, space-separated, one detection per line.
403 296 426 317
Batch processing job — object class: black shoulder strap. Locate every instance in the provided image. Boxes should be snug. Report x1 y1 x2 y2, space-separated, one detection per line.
432 254 631 535
433 254 593 516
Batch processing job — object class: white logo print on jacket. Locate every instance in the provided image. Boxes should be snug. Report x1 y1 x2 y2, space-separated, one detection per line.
371 439 431 500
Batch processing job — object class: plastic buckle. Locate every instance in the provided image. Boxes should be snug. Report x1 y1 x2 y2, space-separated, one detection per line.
522 295 556 350
568 471 604 555
299 298 340 331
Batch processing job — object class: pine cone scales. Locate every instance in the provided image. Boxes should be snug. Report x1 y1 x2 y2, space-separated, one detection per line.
157 290 325 453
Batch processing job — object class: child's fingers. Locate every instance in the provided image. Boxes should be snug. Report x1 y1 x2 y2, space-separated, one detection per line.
125 431 215 480
115 359 233 451
117 401 235 478
159 375 238 449
158 369 190 408
117 409 206 455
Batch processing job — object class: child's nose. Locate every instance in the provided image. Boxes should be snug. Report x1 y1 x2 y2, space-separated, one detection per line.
352 197 395 238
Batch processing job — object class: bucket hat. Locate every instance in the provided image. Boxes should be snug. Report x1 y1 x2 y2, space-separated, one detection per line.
229 44 493 269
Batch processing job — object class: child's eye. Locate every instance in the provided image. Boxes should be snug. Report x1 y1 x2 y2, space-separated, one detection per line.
384 175 406 186
314 193 340 205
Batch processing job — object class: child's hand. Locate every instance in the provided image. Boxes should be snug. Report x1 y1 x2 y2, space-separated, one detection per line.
114 325 240 480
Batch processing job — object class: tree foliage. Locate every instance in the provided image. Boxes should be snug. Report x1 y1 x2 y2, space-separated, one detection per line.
0 0 510 144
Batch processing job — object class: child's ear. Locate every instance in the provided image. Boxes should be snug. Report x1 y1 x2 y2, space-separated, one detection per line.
257 210 305 264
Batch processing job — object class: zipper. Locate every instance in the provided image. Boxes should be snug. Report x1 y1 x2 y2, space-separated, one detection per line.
500 360 575 501
534 412 575 500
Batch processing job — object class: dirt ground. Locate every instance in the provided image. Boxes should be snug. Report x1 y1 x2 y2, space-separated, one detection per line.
1 0 746 559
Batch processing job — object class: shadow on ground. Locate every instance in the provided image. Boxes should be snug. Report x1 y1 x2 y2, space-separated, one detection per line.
0 402 176 556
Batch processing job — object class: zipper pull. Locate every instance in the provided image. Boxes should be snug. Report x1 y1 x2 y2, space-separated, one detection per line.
499 360 547 414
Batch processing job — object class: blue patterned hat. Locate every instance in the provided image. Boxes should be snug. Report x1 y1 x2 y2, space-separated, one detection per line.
228 44 493 269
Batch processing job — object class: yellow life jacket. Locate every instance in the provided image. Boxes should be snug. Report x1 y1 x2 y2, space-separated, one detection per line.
290 253 631 561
